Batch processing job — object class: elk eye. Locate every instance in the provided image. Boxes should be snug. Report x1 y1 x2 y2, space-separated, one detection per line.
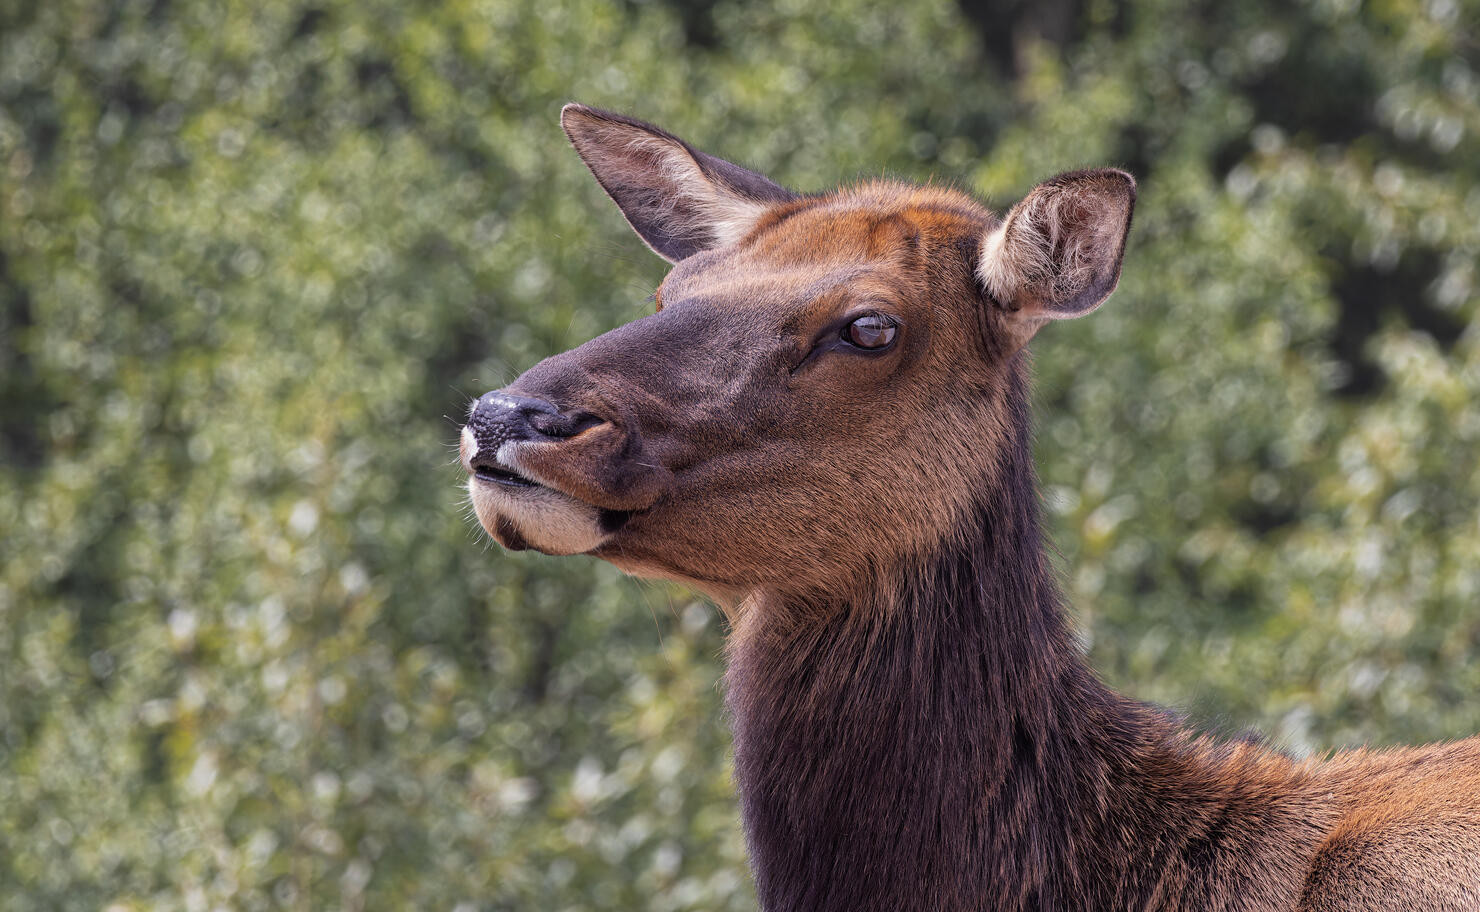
842 314 897 350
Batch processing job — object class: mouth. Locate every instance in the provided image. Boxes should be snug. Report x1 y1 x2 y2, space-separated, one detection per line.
473 461 540 490
458 418 650 555
471 457 635 534
461 425 625 555
461 424 545 491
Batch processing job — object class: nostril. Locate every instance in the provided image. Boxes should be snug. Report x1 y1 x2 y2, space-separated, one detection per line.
529 409 605 439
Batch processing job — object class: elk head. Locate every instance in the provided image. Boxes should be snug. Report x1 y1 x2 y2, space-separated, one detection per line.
461 105 1133 605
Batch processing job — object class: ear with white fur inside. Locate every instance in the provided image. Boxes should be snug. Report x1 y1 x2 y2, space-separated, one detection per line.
560 103 796 263
978 168 1135 325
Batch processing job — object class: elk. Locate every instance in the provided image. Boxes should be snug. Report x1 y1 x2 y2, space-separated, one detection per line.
459 104 1480 911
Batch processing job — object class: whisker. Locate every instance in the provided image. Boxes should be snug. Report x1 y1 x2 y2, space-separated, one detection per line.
635 580 666 652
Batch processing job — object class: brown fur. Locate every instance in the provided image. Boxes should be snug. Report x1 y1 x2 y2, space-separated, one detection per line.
458 105 1480 910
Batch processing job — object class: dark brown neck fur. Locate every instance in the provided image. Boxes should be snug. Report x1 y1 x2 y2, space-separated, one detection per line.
724 356 1335 912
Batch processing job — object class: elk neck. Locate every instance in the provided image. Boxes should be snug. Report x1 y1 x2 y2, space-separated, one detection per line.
723 353 1334 912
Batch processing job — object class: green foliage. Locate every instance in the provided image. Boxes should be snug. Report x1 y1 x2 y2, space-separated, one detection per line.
1 0 1477 907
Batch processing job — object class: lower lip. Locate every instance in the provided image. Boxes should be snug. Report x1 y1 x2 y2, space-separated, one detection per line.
475 466 538 489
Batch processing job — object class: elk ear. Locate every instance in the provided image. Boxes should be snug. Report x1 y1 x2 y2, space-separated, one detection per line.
978 169 1135 326
560 103 796 263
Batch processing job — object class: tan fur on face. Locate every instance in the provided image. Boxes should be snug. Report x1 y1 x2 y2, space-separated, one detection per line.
472 180 1034 609
580 183 1020 609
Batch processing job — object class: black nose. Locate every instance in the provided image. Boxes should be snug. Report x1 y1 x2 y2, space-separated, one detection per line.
465 392 602 460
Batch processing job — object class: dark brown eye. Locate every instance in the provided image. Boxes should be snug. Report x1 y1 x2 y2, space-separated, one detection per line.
843 314 897 350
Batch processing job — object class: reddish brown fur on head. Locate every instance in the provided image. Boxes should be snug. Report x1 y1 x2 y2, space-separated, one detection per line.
460 104 1134 607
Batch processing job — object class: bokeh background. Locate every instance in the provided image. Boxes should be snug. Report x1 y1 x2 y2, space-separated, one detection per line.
2 0 1479 907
